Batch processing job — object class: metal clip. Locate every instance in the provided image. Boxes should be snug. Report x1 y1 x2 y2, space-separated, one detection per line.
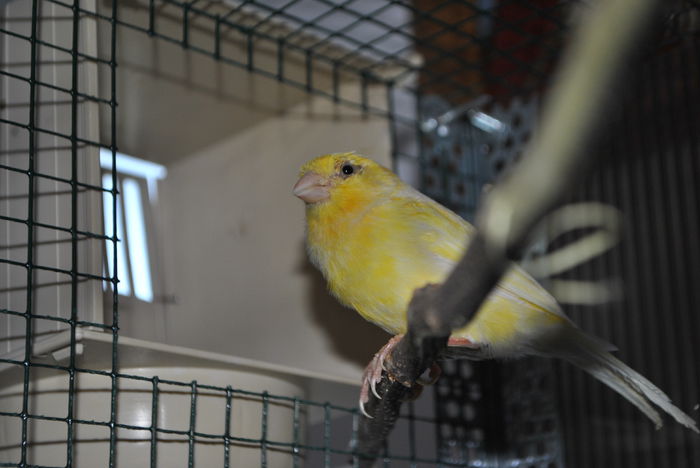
420 95 508 138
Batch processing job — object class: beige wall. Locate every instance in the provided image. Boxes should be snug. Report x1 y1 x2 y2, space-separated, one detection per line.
145 87 392 383
100 2 394 383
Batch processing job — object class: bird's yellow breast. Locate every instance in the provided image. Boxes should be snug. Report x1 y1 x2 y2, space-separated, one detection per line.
307 192 467 334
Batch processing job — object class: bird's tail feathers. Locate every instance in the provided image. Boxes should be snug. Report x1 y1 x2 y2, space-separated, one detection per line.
558 330 698 433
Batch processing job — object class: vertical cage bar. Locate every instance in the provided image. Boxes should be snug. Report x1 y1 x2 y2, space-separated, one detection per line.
261 391 269 468
640 54 674 468
148 0 155 35
277 38 284 81
624 67 658 468
407 401 417 468
116 177 135 298
599 141 622 468
150 377 160 468
292 398 301 468
351 411 360 468
323 402 331 468
586 159 606 466
386 82 398 170
188 380 198 468
108 0 120 466
305 50 313 92
618 101 654 468
415 91 427 192
214 15 221 59
332 62 339 103
360 71 368 113
20 1 40 466
66 0 82 466
247 31 254 71
467 125 479 216
572 184 592 468
224 386 232 468
182 1 190 48
608 109 640 468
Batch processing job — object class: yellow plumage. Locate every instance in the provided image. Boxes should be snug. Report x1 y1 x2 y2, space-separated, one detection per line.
299 153 565 356
294 152 697 431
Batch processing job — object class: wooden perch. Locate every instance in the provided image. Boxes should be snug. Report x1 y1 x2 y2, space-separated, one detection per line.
355 0 661 465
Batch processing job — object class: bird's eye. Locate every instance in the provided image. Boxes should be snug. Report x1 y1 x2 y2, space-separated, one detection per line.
341 164 354 176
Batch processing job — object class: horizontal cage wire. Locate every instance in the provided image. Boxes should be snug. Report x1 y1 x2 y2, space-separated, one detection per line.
2 1 700 468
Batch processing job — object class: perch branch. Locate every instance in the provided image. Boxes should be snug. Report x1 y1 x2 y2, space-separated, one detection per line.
356 0 661 465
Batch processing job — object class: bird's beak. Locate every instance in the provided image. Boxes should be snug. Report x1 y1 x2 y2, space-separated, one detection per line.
293 171 330 203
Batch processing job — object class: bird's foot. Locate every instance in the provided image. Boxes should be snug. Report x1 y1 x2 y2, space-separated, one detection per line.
358 335 443 418
359 335 402 417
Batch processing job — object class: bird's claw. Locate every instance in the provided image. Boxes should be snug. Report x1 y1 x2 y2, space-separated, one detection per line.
371 376 382 400
358 398 373 419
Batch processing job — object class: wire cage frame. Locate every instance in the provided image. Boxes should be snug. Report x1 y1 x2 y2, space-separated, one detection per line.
1 1 699 468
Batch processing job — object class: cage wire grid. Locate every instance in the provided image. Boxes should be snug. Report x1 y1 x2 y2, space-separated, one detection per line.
1 0 699 467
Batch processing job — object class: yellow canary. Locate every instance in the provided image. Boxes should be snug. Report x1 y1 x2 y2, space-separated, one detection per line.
294 152 697 432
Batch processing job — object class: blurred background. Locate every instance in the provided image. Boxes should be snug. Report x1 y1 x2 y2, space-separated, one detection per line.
1 0 699 467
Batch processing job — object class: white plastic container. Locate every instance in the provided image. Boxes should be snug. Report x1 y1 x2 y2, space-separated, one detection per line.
0 330 319 467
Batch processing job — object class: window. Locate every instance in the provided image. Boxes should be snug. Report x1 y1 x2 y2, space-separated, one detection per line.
100 149 166 303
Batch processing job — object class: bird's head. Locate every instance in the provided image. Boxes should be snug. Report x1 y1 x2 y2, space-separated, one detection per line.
293 153 398 208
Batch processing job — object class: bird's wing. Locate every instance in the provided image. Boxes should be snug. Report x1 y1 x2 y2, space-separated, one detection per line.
394 189 473 265
398 189 565 318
